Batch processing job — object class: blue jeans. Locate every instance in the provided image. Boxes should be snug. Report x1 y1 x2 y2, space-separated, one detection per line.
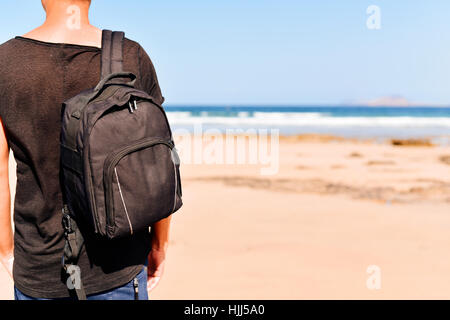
14 267 148 300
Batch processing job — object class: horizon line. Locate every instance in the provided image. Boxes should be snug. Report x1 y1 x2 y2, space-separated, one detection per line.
163 103 450 108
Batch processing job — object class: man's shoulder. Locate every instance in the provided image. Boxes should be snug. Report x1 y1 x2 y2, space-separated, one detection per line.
0 38 21 71
0 38 18 55
122 37 153 59
122 37 156 67
123 37 142 52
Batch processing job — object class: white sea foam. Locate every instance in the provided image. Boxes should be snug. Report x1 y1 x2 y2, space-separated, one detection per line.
166 112 450 128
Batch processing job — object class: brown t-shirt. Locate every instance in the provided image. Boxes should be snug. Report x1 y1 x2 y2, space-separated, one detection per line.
0 36 164 298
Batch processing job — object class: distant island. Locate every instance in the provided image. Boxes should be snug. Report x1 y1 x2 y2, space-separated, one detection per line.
364 96 411 107
348 96 449 107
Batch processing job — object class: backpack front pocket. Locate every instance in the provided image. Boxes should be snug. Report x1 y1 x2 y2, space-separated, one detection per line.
103 138 177 239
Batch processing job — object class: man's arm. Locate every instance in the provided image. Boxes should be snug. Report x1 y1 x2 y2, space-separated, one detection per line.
0 117 13 278
147 215 172 293
151 215 171 251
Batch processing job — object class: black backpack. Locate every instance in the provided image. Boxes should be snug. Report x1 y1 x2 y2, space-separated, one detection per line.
60 30 182 299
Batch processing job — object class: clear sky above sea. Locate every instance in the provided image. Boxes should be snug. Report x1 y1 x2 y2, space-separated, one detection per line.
0 1 450 105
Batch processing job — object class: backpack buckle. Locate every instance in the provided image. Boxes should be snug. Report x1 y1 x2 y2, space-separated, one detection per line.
62 209 73 234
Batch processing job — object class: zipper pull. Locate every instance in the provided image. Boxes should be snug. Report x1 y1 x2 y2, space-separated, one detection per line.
128 101 134 114
133 277 139 300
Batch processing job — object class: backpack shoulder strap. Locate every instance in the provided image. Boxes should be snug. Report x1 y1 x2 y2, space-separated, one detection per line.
101 30 125 79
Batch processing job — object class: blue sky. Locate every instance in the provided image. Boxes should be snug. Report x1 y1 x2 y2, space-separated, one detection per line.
1 0 450 105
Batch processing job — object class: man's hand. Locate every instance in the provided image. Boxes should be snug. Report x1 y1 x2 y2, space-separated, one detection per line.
147 216 171 296
147 247 166 294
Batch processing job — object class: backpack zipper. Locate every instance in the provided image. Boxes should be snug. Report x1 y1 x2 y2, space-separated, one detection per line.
171 149 181 215
114 167 133 235
133 277 139 300
86 148 100 234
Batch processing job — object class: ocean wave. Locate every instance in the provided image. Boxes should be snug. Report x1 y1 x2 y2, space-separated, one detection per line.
166 112 450 128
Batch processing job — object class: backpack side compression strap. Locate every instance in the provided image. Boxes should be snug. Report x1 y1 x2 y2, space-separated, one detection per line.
62 205 87 300
101 30 125 78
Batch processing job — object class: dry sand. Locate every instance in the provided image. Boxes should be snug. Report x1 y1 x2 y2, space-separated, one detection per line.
1 135 450 299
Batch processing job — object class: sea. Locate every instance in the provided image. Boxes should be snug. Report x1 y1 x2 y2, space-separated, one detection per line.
164 105 450 145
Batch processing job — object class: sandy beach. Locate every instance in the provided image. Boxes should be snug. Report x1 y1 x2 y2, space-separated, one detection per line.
1 134 450 299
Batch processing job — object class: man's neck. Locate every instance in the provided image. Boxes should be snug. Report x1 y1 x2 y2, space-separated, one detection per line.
43 0 91 29
22 1 101 48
